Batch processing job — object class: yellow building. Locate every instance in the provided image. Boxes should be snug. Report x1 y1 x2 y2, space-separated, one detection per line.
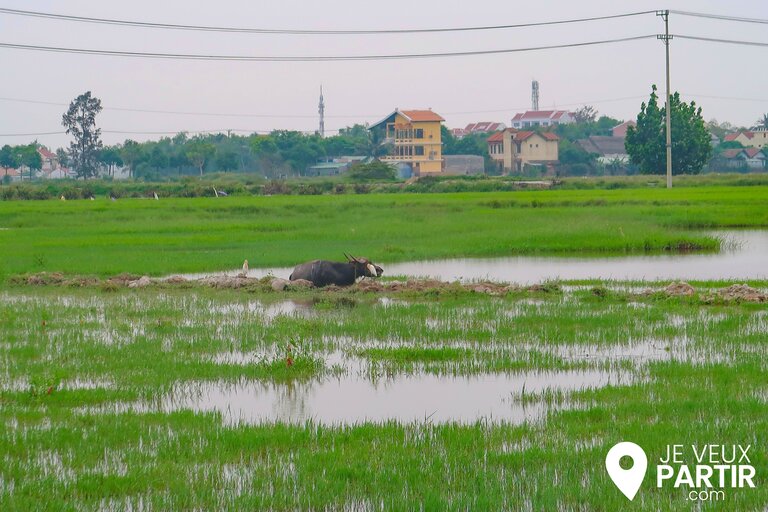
369 109 445 175
724 129 767 149
488 128 559 173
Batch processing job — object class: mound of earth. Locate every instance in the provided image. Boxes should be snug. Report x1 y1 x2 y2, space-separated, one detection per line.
717 284 767 302
664 282 695 297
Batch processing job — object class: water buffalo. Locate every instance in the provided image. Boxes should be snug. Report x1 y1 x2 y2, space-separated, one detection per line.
289 254 383 287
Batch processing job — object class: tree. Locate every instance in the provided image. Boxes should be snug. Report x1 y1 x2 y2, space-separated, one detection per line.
98 146 123 177
185 138 216 176
56 148 70 168
625 85 712 175
347 161 396 181
62 91 103 179
573 105 598 124
756 113 768 130
0 145 19 176
359 128 391 159
149 146 169 171
120 140 144 178
19 144 42 180
216 149 239 172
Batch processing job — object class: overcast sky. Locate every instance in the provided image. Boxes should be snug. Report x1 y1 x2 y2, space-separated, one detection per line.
0 0 766 149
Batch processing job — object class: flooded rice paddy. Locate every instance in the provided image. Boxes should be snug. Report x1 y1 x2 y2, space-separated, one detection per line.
191 230 768 284
2 281 767 509
2 287 764 426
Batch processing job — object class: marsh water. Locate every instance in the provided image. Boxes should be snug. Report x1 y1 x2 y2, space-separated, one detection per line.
157 367 632 426
187 230 768 284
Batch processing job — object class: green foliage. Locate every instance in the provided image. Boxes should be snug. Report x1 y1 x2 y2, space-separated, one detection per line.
215 149 239 172
441 126 490 156
0 144 19 169
625 85 712 175
0 144 43 180
717 141 744 151
554 115 622 142
347 161 397 181
18 144 42 179
120 140 144 178
61 91 104 179
185 138 216 176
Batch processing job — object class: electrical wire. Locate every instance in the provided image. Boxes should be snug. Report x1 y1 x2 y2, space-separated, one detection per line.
0 7 656 35
0 35 655 61
674 34 768 48
0 95 652 119
671 10 768 25
0 131 66 137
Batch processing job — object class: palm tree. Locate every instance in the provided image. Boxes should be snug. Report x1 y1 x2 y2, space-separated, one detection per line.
358 127 391 160
756 113 768 130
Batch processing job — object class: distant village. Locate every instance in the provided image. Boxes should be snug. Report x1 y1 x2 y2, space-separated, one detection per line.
2 82 767 182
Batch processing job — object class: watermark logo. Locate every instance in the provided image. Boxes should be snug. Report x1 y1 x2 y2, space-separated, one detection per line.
606 441 756 502
605 442 648 500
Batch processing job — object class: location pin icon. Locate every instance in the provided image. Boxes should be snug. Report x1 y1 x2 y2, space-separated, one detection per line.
605 442 648 501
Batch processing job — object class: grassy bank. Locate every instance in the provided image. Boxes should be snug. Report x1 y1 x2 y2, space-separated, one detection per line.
2 172 768 201
0 286 766 510
1 186 767 279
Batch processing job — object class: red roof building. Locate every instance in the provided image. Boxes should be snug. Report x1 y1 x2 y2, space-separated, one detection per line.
612 121 637 138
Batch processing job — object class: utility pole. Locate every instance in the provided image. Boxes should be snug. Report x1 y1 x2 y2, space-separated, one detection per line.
657 10 673 188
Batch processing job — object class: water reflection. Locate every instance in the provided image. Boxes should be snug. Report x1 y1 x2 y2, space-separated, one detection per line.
160 367 632 426
182 231 768 284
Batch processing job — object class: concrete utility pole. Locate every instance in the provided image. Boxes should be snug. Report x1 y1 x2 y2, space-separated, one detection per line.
657 10 673 188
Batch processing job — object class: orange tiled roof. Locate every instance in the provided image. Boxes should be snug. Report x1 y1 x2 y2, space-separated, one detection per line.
400 110 445 122
724 131 754 142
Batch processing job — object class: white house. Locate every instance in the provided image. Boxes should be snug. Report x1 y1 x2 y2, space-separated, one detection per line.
510 110 574 129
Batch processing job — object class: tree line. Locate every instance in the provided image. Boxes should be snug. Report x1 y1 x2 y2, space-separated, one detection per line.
4 90 765 182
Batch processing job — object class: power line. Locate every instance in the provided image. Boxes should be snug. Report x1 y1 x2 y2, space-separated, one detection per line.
670 10 768 25
680 93 768 103
0 94 652 119
0 96 371 119
2 90 764 139
0 128 342 138
674 34 768 48
442 95 651 115
0 35 655 61
0 7 656 35
0 131 66 137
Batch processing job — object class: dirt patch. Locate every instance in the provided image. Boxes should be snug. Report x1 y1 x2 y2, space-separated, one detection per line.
21 272 66 286
200 276 264 289
13 272 98 287
664 281 695 297
128 276 153 288
715 284 767 302
106 273 142 286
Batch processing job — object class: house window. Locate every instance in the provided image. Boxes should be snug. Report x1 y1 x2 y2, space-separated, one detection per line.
415 128 424 139
415 146 425 156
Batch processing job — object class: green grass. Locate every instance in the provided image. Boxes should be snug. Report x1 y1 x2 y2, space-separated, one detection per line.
1 185 767 279
1 286 766 510
1 184 767 509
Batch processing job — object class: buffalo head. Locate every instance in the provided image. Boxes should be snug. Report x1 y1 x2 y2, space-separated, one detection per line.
344 253 383 278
